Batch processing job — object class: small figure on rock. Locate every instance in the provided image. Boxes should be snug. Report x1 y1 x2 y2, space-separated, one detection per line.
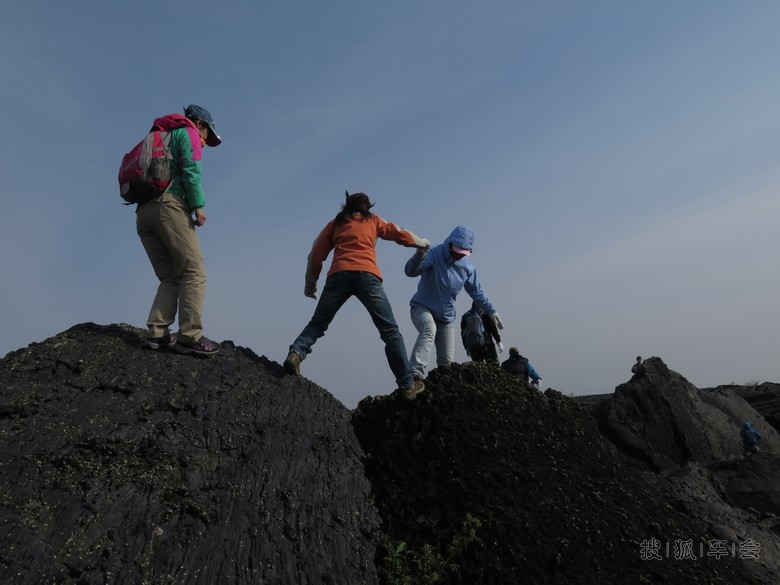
740 421 763 456
283 192 430 401
631 356 644 375
460 302 503 366
501 347 542 388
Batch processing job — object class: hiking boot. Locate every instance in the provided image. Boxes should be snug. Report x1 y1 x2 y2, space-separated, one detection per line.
400 379 426 401
174 336 220 357
146 333 177 350
283 351 302 376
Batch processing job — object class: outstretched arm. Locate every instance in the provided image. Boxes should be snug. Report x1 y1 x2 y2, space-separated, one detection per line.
304 223 335 299
376 218 430 249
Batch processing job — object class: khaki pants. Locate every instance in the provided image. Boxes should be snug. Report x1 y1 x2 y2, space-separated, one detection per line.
136 193 206 343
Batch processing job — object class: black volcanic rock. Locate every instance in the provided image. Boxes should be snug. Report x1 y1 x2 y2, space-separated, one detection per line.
2 326 774 585
0 323 379 585
586 357 780 584
713 454 780 517
352 362 755 585
591 357 777 473
708 382 780 432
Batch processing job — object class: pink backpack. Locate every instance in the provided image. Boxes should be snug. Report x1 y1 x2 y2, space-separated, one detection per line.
118 129 173 204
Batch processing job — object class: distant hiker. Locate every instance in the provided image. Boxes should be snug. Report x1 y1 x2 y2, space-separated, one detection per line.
501 347 542 387
135 104 222 356
405 225 503 381
283 192 430 401
460 302 503 366
631 356 644 375
740 422 763 456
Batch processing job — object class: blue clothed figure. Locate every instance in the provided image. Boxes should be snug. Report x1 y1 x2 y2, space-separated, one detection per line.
740 422 763 456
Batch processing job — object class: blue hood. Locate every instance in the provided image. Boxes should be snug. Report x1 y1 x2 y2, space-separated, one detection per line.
445 225 474 253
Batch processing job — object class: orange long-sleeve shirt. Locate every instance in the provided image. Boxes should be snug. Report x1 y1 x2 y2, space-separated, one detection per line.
306 214 419 282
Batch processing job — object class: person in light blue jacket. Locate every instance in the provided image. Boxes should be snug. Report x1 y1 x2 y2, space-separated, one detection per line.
404 225 503 380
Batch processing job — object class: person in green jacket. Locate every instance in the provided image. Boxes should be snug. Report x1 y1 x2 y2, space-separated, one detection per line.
135 104 222 356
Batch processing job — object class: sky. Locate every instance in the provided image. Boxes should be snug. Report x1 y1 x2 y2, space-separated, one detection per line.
2 1 779 409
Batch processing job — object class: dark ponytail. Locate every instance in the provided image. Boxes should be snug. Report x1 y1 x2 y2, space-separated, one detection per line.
335 191 374 224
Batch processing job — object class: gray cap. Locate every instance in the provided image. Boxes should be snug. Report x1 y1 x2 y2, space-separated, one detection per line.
184 104 221 147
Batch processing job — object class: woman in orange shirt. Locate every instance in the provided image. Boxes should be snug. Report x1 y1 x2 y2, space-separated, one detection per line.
283 192 430 400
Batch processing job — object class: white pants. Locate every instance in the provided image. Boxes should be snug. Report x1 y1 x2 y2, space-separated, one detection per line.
409 305 455 379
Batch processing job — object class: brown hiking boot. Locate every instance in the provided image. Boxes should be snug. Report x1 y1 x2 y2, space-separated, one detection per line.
283 351 302 376
400 379 426 401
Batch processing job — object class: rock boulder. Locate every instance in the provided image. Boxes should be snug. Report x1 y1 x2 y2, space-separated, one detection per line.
0 323 379 585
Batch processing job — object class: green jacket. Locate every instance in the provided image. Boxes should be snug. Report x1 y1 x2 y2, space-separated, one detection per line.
166 127 206 210
151 113 207 210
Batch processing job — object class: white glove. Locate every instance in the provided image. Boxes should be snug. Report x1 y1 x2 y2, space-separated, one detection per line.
411 234 431 249
490 312 504 330
498 342 504 353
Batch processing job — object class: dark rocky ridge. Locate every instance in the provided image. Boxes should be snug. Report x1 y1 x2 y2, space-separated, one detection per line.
708 382 780 431
585 357 780 584
591 358 778 473
353 361 762 584
0 323 379 584
1 325 777 584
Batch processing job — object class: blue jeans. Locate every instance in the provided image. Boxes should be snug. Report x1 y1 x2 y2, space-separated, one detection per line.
409 304 456 379
289 271 414 389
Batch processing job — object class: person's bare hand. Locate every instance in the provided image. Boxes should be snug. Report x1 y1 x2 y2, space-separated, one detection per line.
193 209 207 226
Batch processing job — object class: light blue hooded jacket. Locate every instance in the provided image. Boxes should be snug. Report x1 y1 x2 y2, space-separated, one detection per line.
405 225 496 323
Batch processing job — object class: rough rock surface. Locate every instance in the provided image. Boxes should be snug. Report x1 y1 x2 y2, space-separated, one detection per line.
0 323 379 585
586 357 780 584
591 358 778 473
707 383 780 431
352 362 756 585
2 326 775 585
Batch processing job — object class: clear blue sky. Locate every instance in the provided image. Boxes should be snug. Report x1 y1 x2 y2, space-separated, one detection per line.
2 1 779 408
